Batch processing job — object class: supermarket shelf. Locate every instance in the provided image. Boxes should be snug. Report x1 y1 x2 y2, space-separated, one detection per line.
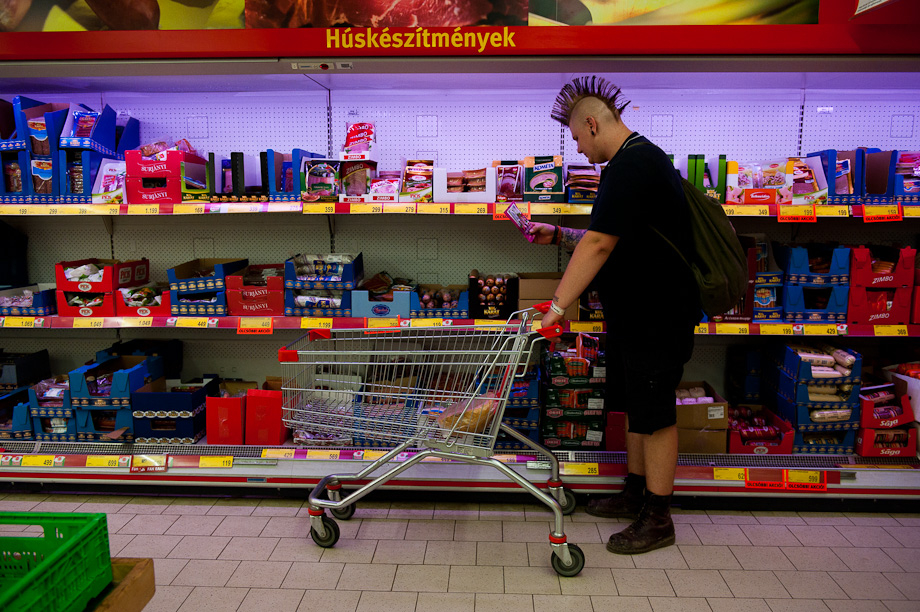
0 442 917 499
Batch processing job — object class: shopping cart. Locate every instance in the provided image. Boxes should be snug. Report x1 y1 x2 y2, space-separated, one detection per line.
277 304 585 576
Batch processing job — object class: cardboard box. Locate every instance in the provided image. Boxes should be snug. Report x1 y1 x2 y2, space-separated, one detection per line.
850 245 915 289
0 387 32 440
777 369 860 405
775 344 861 384
27 378 72 417
206 381 259 445
0 349 51 392
132 378 218 444
56 290 117 318
859 392 914 429
227 288 284 316
675 381 729 429
75 408 134 442
541 419 604 448
0 284 57 316
774 391 861 432
351 290 411 319
114 285 172 318
283 289 351 317
727 408 794 455
468 273 519 320
432 167 496 203
171 291 228 316
792 429 856 454
284 253 364 291
517 272 561 300
55 258 149 293
69 355 162 407
245 388 286 445
409 284 469 319
167 258 248 295
101 339 183 379
125 149 209 179
225 265 285 294
856 427 917 458
725 160 794 205
775 245 850 287
782 284 849 323
807 149 864 204
31 412 77 441
678 428 727 454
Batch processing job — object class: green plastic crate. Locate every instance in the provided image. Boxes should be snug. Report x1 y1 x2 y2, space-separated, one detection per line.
0 512 112 612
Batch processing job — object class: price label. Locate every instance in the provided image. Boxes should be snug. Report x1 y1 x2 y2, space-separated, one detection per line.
863 203 902 223
874 325 909 337
560 463 599 476
529 203 576 215
127 204 161 215
266 202 303 213
903 206 920 218
759 323 794 336
73 318 104 329
86 455 123 468
307 450 341 460
722 205 770 216
785 470 822 484
350 203 383 214
816 205 850 217
20 455 55 467
301 317 333 329
569 321 604 333
261 449 295 459
694 324 709 335
125 318 154 328
454 203 488 215
417 203 451 214
106 204 121 215
199 456 234 468
411 318 444 327
713 467 746 481
383 203 416 214
491 454 517 463
777 203 817 223
237 317 273 335
362 450 388 461
367 318 399 328
715 323 749 335
803 324 837 336
4 317 35 328
174 204 206 215
303 202 336 214
130 455 168 473
176 317 210 328
474 319 507 328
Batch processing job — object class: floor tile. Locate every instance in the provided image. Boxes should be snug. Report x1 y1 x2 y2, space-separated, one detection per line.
674 524 703 546
503 565 562 594
729 546 795 571
773 570 848 599
823 601 890 612
571 542 637 569
0 499 41 511
251 498 303 517
764 599 831 611
118 534 181 558
319 538 378 563
226 560 293 588
670 510 712 524
504 520 554 542
162 501 218 515
237 587 305 612
176 586 249 612
355 519 408 540
392 563 450 592
707 510 760 525
477 541 530 566
152 558 188 585
78 501 127 513
425 540 478 565
141 585 193 612
880 548 920 572
781 546 850 572
117 513 178 535
720 570 790 598
31 499 85 513
212 515 269 537
282 561 344 589
666 568 732 597
355 591 418 612
679 545 741 570
206 497 260 515
479 503 526 521
890 515 920 527
524 505 556 522
474 593 534 612
296 590 360 611
261 516 312 539
828 571 906 600
882 572 920 600
883 527 920 548
740 525 803 547
837 526 902 548
449 565 505 593
104 513 134 533
163 515 224 536
648 597 714 612
533 594 594 612
338 562 397 591
167 535 231 559
845 516 901 527
592 595 654 611
372 539 427 564
119 497 174 514
454 519 502 541
693 524 752 546
631 545 689 570
404 519 455 540
171 559 240 587
708 598 771 612
832 547 902 572
881 602 920 612
434 501 480 520
753 511 807 526
790 526 854 548
387 500 435 520
612 568 675 597
217 536 279 560
416 592 475 612
798 513 853 527
269 537 325 563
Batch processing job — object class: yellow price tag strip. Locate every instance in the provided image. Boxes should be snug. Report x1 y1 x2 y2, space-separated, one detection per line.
491 454 518 463
722 205 770 216
73 318 105 329
367 318 399 328
713 467 746 481
173 203 206 215
569 321 604 333
759 323 794 336
176 317 210 328
237 317 274 335
130 455 168 472
199 456 234 468
127 204 161 215
261 449 295 459
86 455 123 468
416 203 451 214
301 317 333 329
803 324 837 336
903 206 920 218
383 203 416 214
474 319 507 328
303 203 336 214
560 463 599 476
454 203 488 215
694 323 709 335
777 203 817 223
362 450 388 461
307 450 341 460
816 205 850 217
20 455 55 467
411 318 444 327
874 325 909 337
529 203 574 215
350 203 383 214
265 202 303 213
123 318 154 328
785 470 822 484
863 204 902 222
715 323 749 335
4 317 35 328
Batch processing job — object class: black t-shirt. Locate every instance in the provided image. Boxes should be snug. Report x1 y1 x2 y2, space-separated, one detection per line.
587 133 702 355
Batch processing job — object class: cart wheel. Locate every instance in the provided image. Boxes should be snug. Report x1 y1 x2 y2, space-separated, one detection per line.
310 516 340 548
559 489 577 516
331 504 356 521
551 543 585 577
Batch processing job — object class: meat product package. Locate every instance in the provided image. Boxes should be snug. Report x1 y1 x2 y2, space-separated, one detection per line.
30 159 53 195
343 122 375 155
303 160 340 202
494 162 522 201
341 160 377 196
245 0 525 27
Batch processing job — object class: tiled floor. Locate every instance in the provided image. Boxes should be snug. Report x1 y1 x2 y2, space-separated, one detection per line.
2 491 919 612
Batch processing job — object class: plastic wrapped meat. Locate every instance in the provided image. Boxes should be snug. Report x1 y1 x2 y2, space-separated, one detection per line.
65 263 104 283
293 290 342 308
119 285 162 307
0 288 34 307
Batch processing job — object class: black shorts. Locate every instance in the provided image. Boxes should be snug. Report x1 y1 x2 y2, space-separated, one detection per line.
605 345 688 435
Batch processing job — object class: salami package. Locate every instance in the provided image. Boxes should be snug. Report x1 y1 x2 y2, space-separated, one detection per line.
343 122 375 154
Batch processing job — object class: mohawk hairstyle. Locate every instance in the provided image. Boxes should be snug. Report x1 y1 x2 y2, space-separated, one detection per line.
551 76 630 126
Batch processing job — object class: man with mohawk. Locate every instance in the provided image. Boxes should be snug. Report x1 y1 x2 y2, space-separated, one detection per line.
527 77 701 554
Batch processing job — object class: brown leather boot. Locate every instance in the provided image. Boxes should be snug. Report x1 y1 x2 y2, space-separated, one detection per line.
585 472 646 519
606 493 675 555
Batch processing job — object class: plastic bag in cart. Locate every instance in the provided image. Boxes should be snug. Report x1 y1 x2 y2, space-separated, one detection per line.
436 392 499 434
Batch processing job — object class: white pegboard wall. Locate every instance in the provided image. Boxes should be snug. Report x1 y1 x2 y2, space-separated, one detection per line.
0 332 120 377
801 91 920 153
2 216 114 285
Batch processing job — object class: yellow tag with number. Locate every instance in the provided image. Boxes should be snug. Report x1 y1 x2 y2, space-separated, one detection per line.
127 204 160 215
529 203 575 215
816 205 850 217
86 455 122 468
713 467 746 481
303 203 336 214
715 323 749 335
560 463 599 476
174 203 206 215
903 206 920 218
569 321 604 333
362 450 388 461
261 449 295 459
239 317 273 330
128 318 154 328
383 203 416 214
73 318 104 329
301 317 333 329
21 455 55 467
176 317 209 328
350 203 383 214
694 324 709 334
307 450 340 460
803 324 837 336
367 318 399 328
786 470 822 484
722 205 770 217
4 317 35 328
454 203 488 215
411 318 443 327
199 456 234 468
474 319 506 328
416 203 451 214
874 325 909 337
132 455 167 468
759 323 794 336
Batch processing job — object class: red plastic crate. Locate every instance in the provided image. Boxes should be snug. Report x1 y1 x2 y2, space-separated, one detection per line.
849 245 915 289
244 389 287 445
859 393 915 429
55 290 117 318
55 258 149 293
125 177 183 205
855 427 917 458
847 285 912 325
114 287 171 318
125 149 209 179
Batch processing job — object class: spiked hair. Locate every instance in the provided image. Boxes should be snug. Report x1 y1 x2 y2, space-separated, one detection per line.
551 76 630 126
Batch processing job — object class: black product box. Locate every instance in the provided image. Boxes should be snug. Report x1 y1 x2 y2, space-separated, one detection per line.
468 273 519 320
0 349 51 392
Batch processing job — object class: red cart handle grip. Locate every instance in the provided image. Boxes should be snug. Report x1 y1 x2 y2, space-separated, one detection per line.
533 301 552 314
538 324 564 339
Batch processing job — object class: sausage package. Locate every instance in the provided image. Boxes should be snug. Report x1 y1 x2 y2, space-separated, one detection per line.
522 156 564 203
494 161 523 202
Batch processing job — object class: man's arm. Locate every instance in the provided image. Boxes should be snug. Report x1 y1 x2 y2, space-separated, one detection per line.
526 222 586 251
541 230 618 329
559 227 586 252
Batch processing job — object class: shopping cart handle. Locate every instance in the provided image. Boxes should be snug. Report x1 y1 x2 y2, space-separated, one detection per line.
278 348 298 363
537 324 564 339
533 301 552 314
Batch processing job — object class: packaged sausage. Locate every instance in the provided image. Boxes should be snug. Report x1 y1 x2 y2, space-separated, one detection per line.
3 161 22 193
27 117 50 156
341 160 376 196
495 162 523 201
30 159 53 194
305 160 340 201
70 111 99 138
343 122 375 154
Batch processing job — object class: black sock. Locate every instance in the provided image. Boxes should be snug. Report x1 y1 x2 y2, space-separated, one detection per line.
624 472 647 495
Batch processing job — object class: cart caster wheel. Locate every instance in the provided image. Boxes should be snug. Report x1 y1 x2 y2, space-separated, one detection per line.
310 516 340 548
551 543 585 577
559 489 577 516
331 504 356 521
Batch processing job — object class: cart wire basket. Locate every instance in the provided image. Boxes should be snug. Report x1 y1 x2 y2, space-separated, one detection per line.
278 304 586 576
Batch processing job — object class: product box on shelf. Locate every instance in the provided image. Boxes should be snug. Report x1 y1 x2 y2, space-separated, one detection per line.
782 285 849 323
728 407 794 455
55 258 150 293
0 387 32 440
859 391 914 429
226 265 285 294
503 404 540 427
409 285 469 319
577 283 604 321
775 245 850 286
494 426 540 451
746 237 784 286
171 290 228 316
863 149 898 205
0 349 51 392
855 427 917 458
893 151 920 204
882 364 920 419
807 149 864 204
543 356 605 388
774 392 861 432
431 167 497 203
31 412 77 441
792 429 856 454
301 158 341 202
776 369 860 405
125 149 209 179
132 377 219 444
227 288 284 317
351 290 411 319
543 388 604 419
206 380 259 445
75 408 134 442
675 381 730 429
468 272 519 320
55 290 117 318
283 289 352 317
226 266 286 316
264 148 323 202
101 339 183 380
678 428 727 454
541 418 604 449
167 258 248 294
847 285 911 325
284 253 364 290
493 160 524 202
69 354 162 407
517 273 560 302
27 378 72 418
789 156 829 206
565 164 601 203
776 344 862 384
849 245 915 289
91 158 126 204
523 156 565 203
58 103 131 156
0 97 26 149
0 149 30 202
245 388 287 445
725 160 794 205
114 284 171 318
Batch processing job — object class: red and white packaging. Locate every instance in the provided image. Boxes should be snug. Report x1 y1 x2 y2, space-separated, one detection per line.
56 290 117 318
125 177 183 205
125 150 209 179
55 258 149 293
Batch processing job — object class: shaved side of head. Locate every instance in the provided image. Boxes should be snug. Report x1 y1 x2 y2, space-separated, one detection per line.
570 96 618 129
